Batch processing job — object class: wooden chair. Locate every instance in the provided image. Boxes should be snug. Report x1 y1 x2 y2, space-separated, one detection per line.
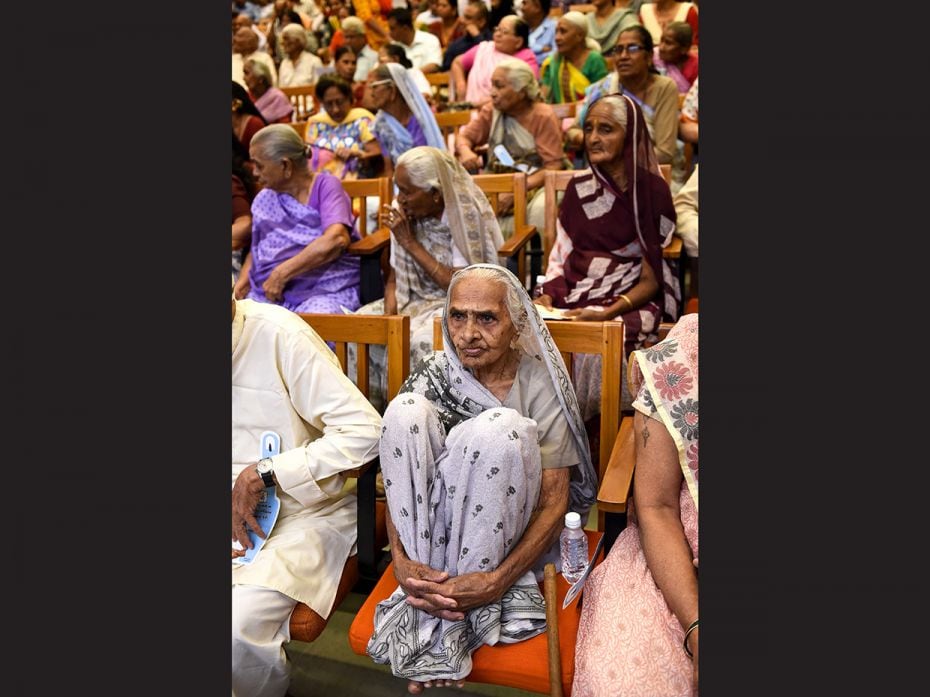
347 315 626 695
280 84 317 121
596 321 676 551
568 3 596 12
288 120 307 138
345 171 540 300
342 177 391 239
473 171 539 289
425 70 452 102
540 165 682 275
286 312 410 644
435 108 472 151
341 178 393 305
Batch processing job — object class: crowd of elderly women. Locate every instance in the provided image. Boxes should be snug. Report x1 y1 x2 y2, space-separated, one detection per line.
231 2 699 697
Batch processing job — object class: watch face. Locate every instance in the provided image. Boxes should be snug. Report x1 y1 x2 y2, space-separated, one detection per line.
257 458 273 474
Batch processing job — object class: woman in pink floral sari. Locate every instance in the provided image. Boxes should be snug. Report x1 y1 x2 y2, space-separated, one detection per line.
572 313 699 697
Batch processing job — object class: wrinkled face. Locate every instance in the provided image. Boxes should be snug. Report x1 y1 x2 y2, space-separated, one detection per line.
613 30 650 79
233 27 258 54
249 144 288 191
344 30 367 53
462 3 484 29
555 18 583 54
281 32 304 55
492 17 523 54
447 277 518 375
436 0 456 20
321 85 350 122
394 164 443 220
336 51 357 81
242 62 262 93
489 67 524 112
583 100 626 166
367 76 395 110
658 28 686 63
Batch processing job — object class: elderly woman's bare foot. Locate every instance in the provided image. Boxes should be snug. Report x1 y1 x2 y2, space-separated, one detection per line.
407 679 467 693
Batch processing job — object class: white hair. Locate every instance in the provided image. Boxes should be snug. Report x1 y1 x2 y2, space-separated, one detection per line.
396 146 441 191
280 23 308 48
495 58 540 101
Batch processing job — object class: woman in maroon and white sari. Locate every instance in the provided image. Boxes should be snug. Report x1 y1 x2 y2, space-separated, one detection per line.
535 92 680 415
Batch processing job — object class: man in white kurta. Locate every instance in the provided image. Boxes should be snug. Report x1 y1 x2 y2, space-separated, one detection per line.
231 298 382 697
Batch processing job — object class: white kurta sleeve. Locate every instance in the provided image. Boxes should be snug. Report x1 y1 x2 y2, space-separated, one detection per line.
270 327 382 507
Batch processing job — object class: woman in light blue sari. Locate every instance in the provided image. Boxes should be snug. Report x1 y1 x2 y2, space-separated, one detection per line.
367 63 446 179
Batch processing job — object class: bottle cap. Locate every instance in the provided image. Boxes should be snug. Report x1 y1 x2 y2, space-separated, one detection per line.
564 511 582 528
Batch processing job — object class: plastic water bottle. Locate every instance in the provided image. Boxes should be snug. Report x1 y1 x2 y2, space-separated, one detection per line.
532 275 547 299
559 511 589 584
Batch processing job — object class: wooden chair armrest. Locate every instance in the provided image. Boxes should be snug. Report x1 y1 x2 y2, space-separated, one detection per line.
663 235 682 260
348 228 391 255
543 563 564 697
597 416 635 514
498 224 537 257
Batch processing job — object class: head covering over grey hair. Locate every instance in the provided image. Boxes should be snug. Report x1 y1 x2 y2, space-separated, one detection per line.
409 262 599 528
381 63 446 150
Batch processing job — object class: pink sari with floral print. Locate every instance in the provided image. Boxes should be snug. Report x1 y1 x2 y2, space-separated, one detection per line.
572 314 698 697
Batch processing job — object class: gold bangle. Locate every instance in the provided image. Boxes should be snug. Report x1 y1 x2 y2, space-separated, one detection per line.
431 258 442 276
618 294 633 311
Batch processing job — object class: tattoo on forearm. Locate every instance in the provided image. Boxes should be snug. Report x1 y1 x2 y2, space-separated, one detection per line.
641 412 650 449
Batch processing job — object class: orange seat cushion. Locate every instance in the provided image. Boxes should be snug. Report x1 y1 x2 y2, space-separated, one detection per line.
348 529 604 696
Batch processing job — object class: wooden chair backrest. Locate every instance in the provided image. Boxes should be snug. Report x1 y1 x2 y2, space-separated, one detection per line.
342 177 392 238
550 100 580 121
425 70 453 103
435 109 472 150
472 172 532 283
569 4 596 13
288 120 307 138
432 314 624 517
299 313 410 403
542 166 679 271
280 84 317 121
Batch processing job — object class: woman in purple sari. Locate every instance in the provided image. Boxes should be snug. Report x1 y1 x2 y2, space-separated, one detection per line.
233 124 362 313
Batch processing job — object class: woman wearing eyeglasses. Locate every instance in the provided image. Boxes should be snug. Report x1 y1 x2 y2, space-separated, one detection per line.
368 63 447 179
565 25 679 166
450 14 539 108
303 74 381 179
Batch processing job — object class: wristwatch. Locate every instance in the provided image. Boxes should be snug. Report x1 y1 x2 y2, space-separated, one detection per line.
256 457 275 488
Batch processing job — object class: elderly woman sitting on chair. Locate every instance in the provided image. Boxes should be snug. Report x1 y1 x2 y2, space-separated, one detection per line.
366 264 598 694
535 93 679 417
352 146 503 411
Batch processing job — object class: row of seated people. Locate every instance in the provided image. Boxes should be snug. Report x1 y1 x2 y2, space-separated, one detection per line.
232 92 696 395
233 2 698 124
233 22 700 259
232 261 699 696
